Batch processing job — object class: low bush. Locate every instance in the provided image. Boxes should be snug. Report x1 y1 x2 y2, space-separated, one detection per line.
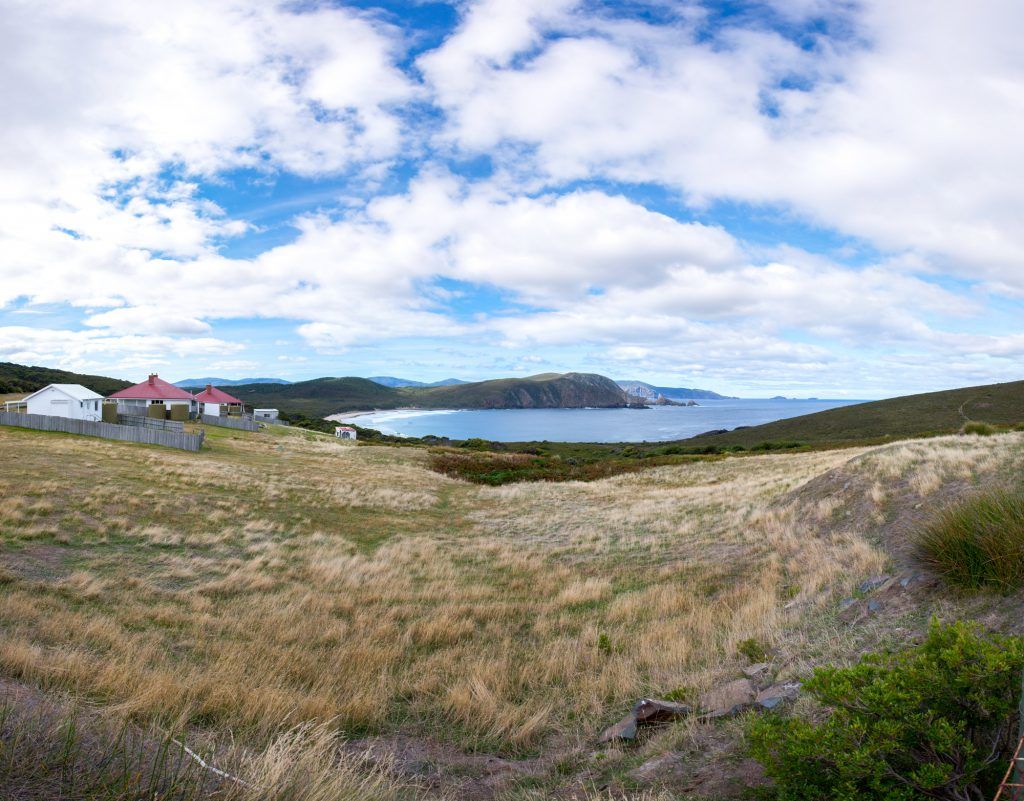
916 489 1024 591
737 637 768 663
429 449 719 485
961 420 997 436
748 620 1024 801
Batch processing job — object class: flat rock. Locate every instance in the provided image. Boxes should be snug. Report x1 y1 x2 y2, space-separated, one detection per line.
633 698 691 725
858 574 892 593
598 713 638 743
755 681 801 710
629 751 685 783
597 698 691 745
837 599 864 623
742 662 771 680
700 678 756 718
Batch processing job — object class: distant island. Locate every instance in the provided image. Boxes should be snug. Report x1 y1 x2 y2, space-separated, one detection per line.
616 380 735 401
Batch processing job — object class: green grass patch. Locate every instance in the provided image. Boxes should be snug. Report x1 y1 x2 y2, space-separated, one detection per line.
916 489 1024 592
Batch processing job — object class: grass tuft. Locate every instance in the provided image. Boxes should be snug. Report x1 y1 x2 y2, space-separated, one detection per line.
917 489 1024 591
961 421 997 436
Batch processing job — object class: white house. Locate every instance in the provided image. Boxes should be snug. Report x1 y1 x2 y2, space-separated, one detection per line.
254 409 279 422
334 426 357 440
22 384 104 420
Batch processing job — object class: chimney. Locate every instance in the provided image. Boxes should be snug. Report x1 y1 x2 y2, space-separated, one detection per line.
206 384 213 393
148 373 157 386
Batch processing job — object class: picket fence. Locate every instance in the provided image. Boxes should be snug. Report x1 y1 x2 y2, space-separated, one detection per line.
0 411 205 452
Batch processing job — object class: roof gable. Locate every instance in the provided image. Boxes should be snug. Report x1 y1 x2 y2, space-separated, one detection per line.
107 374 195 401
195 385 243 404
24 383 103 403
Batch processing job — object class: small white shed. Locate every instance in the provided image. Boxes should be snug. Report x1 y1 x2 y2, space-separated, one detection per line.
334 426 357 440
254 409 279 422
23 384 104 420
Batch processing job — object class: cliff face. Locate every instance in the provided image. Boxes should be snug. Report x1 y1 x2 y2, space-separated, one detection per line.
493 373 628 409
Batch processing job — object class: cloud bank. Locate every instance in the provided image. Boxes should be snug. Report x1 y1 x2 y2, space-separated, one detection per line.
1 0 1022 394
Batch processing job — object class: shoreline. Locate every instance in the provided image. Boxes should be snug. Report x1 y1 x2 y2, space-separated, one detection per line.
326 407 429 422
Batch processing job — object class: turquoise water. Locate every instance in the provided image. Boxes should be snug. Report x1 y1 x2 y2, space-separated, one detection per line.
340 399 867 443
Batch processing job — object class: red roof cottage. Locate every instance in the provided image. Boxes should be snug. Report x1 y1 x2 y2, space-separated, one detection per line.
107 374 197 417
195 384 245 416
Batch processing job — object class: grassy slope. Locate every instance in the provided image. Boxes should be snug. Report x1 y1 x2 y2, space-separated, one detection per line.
0 361 132 396
678 379 1024 449
3 421 1024 797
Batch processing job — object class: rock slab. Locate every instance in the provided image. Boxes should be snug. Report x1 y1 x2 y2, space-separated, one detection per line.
700 678 756 718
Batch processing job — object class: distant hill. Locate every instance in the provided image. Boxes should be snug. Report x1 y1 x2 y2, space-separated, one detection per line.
678 379 1024 449
226 372 627 417
367 376 467 388
174 377 290 387
617 380 734 401
0 362 131 396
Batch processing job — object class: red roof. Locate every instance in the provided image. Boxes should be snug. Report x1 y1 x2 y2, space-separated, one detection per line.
108 374 195 401
196 384 243 404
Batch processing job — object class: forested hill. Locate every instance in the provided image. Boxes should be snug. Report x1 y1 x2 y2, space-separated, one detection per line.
0 362 131 396
224 372 628 417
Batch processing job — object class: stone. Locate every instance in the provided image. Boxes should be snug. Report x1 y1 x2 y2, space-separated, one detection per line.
858 574 892 593
755 681 801 710
597 698 691 744
632 698 691 725
742 662 771 680
598 713 638 744
837 599 865 623
629 751 685 783
700 678 756 718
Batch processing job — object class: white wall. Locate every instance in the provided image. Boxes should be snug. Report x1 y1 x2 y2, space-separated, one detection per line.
26 387 101 421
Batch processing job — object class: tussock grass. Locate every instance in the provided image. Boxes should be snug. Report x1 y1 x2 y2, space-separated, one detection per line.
0 689 432 801
961 421 998 436
2 423 1023 796
917 489 1024 591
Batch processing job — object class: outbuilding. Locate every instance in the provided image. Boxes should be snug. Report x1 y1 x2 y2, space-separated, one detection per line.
107 374 197 419
253 409 279 422
334 426 357 440
21 384 104 420
195 384 245 416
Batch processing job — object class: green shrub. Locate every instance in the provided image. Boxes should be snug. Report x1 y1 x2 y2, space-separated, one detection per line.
916 489 1024 591
961 421 997 436
738 637 768 662
748 620 1024 801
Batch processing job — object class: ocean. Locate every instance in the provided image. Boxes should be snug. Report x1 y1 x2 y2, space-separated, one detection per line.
339 398 867 443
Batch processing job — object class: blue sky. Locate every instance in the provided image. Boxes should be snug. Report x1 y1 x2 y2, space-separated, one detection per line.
2 0 1024 398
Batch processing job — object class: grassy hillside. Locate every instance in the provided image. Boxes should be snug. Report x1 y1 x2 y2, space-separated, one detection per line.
224 372 626 416
0 361 131 396
678 379 1024 449
208 376 399 414
4 418 1024 797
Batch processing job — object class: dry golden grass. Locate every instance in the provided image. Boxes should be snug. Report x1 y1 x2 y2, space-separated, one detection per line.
1 423 1022 796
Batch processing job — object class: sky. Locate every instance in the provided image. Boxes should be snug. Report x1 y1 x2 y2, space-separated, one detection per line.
2 0 1024 398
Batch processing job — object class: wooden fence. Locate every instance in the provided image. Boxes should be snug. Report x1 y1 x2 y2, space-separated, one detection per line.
200 414 259 432
0 411 205 452
117 414 185 432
